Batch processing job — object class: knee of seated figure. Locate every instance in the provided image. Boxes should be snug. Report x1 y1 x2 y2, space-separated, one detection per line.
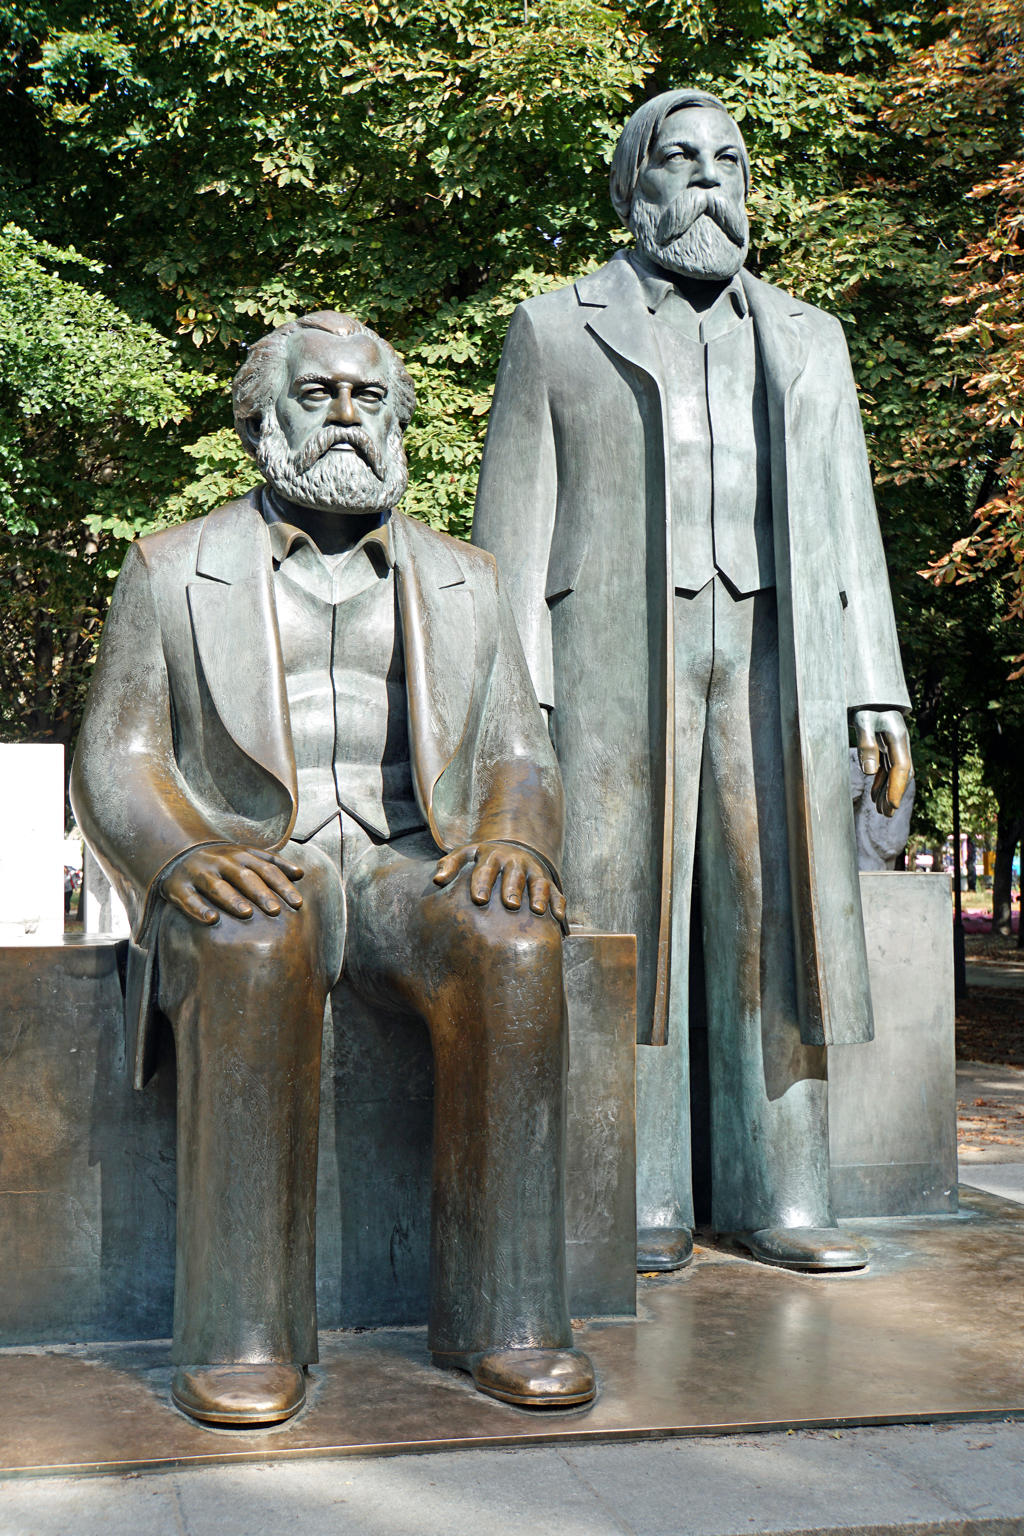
450 893 563 974
160 879 330 975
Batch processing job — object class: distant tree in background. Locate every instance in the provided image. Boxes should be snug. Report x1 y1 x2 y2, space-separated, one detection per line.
1 0 1022 862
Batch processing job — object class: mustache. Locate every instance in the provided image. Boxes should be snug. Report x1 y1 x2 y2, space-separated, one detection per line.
294 424 385 479
655 188 747 247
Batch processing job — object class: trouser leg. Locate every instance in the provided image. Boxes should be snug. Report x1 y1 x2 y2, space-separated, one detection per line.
343 839 572 1358
636 583 712 1237
157 842 344 1365
700 583 832 1234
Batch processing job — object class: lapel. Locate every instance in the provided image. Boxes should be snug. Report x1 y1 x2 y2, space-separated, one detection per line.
740 269 810 411
576 255 811 424
739 270 813 592
390 511 476 816
576 253 666 393
188 492 297 805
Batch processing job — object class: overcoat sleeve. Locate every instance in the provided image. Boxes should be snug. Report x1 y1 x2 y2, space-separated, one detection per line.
472 303 559 710
69 541 227 943
827 319 912 714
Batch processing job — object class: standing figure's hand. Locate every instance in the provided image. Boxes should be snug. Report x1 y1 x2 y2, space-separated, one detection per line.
433 841 568 930
851 709 913 818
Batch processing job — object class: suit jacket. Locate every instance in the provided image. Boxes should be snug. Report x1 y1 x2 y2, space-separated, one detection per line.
472 253 910 1049
71 492 564 1087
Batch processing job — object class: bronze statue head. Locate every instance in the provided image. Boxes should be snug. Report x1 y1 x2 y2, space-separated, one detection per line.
610 90 750 283
233 312 416 517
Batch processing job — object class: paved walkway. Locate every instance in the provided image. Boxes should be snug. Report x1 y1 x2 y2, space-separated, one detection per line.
957 1059 1024 1199
1 1421 1023 1536
965 960 1024 989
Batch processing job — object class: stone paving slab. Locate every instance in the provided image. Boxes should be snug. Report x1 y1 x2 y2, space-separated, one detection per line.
960 1166 1024 1205
1 1423 1022 1536
957 1063 1024 1166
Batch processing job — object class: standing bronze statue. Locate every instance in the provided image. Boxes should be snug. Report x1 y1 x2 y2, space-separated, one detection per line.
71 311 595 1425
472 91 913 1274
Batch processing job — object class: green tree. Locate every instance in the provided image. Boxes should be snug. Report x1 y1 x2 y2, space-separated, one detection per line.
0 223 207 759
3 0 1022 847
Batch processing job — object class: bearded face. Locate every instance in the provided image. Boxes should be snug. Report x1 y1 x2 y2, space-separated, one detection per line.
256 412 408 516
629 184 749 282
626 105 750 282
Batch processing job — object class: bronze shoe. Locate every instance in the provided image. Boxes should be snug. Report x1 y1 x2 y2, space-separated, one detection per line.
434 1346 597 1408
736 1226 868 1272
637 1226 694 1272
171 1363 306 1426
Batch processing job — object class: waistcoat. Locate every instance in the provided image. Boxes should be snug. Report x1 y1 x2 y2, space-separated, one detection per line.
270 533 423 843
651 284 775 595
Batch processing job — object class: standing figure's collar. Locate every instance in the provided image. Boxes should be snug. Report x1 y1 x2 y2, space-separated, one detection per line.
625 249 748 324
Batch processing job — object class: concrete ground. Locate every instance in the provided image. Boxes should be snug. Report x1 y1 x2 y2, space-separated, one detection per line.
1 1422 1023 1536
4 1060 1024 1536
957 1058 1024 1202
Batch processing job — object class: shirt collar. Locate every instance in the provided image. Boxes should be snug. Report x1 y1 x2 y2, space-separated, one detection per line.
261 489 395 574
627 249 748 323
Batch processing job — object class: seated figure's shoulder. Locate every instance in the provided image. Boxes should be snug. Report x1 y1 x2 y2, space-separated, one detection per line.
132 492 261 570
399 514 497 584
133 517 202 566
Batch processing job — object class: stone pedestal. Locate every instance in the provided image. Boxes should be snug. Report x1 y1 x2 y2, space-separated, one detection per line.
829 872 958 1216
0 932 636 1346
0 937 176 1344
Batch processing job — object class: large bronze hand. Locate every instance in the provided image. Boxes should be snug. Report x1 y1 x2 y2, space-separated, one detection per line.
433 841 567 929
159 845 305 925
851 709 913 818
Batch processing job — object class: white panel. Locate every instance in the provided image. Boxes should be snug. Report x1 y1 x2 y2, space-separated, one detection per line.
0 743 66 938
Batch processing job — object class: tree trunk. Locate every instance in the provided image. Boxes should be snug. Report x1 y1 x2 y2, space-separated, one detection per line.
993 811 1022 937
966 836 977 892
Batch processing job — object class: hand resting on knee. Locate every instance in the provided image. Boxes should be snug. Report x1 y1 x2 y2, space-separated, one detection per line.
433 841 567 930
159 844 305 925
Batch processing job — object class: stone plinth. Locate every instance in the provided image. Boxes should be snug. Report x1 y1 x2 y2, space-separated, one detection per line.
0 932 636 1346
829 872 958 1217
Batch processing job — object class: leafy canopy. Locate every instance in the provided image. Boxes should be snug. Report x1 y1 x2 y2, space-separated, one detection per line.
3 0 1024 832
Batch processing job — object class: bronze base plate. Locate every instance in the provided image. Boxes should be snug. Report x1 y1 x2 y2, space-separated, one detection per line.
2 1187 1022 1477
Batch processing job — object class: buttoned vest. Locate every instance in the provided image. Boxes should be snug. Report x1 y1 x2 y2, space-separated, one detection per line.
272 560 422 842
653 297 775 596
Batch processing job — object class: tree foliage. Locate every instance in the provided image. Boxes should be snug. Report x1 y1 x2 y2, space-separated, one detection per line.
0 221 206 753
2 0 1024 841
885 0 1024 634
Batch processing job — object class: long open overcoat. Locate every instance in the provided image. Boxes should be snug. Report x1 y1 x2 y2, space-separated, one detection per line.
472 253 910 1049
71 494 564 1086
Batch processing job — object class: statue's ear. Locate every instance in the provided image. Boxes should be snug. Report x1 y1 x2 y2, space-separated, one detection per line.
243 414 262 450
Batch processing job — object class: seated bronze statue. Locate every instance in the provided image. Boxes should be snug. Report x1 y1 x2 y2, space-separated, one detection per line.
71 310 596 1426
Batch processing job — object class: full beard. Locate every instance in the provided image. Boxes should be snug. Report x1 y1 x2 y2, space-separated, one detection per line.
630 187 749 281
256 417 408 516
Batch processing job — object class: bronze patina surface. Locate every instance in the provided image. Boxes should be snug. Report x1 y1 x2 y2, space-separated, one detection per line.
2 1189 1021 1477
473 89 916 1270
68 311 595 1420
